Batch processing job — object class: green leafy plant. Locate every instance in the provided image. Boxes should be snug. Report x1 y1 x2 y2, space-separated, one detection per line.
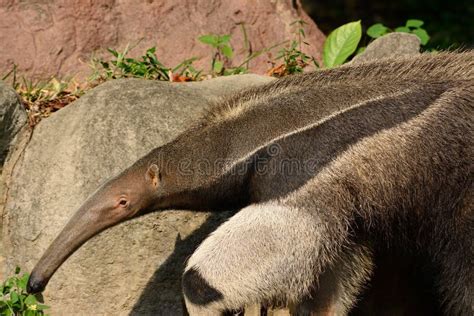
366 23 390 39
323 20 362 68
0 267 49 315
269 20 319 77
198 29 287 76
198 33 248 76
90 45 202 82
367 19 430 45
227 23 278 76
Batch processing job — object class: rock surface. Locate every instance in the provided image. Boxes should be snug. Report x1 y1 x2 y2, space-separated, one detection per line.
0 81 27 166
0 81 27 279
352 32 421 64
0 0 325 79
1 74 274 315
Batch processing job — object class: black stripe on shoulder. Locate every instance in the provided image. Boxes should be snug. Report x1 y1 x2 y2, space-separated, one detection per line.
182 267 223 306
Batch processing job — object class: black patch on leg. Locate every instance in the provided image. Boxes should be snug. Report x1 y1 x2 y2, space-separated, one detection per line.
182 267 223 305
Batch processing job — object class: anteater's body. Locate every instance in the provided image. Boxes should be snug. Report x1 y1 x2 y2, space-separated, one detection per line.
28 52 473 315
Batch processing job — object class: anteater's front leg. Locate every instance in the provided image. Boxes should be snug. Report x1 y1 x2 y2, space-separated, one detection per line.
182 201 372 315
291 242 373 316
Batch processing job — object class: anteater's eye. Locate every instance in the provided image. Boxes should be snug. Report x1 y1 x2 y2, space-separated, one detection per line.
118 198 129 207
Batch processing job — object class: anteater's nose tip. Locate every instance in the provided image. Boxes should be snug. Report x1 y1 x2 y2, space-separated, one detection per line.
27 275 46 294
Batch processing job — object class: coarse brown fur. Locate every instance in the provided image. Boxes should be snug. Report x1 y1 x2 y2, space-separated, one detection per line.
203 51 473 126
27 51 473 315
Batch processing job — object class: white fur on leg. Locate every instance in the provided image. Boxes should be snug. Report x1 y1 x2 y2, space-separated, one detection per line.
183 201 326 312
292 242 374 316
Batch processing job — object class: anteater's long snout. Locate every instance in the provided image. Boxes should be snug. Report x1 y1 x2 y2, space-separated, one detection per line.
26 203 111 294
26 167 155 294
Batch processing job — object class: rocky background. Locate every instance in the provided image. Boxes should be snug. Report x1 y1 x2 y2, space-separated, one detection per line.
0 0 325 79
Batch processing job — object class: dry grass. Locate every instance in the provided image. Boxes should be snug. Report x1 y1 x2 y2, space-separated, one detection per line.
2 67 88 126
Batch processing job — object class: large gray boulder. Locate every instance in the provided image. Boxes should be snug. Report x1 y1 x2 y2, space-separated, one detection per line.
1 75 273 315
352 32 421 64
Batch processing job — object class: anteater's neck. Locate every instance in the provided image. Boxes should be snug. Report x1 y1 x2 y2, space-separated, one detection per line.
143 79 446 211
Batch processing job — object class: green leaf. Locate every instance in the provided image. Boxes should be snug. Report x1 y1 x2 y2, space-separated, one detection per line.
366 23 389 38
219 34 231 44
198 35 218 47
24 295 37 306
221 45 233 58
146 47 156 54
172 57 199 73
106 48 119 58
290 40 298 50
412 28 430 45
36 304 50 310
10 292 19 304
395 26 411 33
406 19 424 28
24 310 36 316
213 60 223 74
224 66 246 76
323 21 362 68
19 274 29 291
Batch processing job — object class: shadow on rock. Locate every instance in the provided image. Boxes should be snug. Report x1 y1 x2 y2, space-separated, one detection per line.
130 211 233 315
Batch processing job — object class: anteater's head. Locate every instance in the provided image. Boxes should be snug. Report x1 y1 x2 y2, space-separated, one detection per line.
27 159 170 293
27 128 247 294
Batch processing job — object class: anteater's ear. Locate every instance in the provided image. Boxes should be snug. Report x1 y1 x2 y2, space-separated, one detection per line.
146 163 160 188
